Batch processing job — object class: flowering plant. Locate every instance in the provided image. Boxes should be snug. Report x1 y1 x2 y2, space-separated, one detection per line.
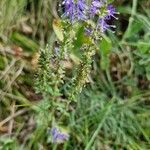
34 0 118 144
62 0 118 32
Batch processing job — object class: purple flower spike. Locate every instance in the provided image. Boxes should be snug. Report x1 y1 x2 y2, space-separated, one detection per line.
63 0 87 22
85 27 92 35
61 0 118 33
76 0 87 21
50 127 69 143
97 17 110 32
106 4 118 20
89 0 103 17
97 17 116 33
63 0 75 22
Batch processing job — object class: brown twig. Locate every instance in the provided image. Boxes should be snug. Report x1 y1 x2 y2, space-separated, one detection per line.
0 109 28 128
8 101 16 134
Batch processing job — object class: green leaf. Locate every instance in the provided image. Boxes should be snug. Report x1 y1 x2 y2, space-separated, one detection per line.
101 55 110 70
73 25 91 49
72 25 91 60
10 32 39 52
137 41 150 54
73 26 84 50
123 17 144 40
0 55 5 70
99 35 112 70
146 65 150 80
52 19 64 41
99 35 112 56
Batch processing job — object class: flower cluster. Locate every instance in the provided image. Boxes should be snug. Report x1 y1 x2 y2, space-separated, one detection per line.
50 127 69 143
62 0 87 22
62 0 118 33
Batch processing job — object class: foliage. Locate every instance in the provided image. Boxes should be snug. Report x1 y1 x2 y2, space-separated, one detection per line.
0 0 150 150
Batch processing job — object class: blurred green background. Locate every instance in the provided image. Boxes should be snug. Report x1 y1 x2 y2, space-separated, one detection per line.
0 0 150 149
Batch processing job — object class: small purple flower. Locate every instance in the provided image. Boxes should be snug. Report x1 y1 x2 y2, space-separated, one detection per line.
89 0 103 17
84 27 92 35
76 0 87 21
97 17 116 33
105 4 118 20
63 0 75 22
61 0 118 33
95 3 118 32
97 17 109 32
50 127 69 143
62 0 87 22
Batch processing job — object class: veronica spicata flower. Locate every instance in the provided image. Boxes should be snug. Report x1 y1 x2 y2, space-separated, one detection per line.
89 0 103 17
63 0 87 22
76 0 87 20
62 0 118 33
63 0 75 22
50 127 69 143
97 2 117 32
106 4 118 20
97 17 110 33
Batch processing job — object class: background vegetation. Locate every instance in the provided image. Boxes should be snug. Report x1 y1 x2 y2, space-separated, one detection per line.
0 0 150 149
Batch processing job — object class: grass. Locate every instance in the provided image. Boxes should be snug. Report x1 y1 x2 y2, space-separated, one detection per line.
0 0 150 150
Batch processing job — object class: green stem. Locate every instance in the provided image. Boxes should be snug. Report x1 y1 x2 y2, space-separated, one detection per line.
122 0 137 41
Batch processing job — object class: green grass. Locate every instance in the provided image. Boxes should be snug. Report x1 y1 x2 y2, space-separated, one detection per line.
0 0 150 150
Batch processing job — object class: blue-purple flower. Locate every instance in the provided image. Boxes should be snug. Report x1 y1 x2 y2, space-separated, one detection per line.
63 0 75 22
85 27 92 35
89 0 103 17
50 127 69 143
62 0 118 33
105 4 118 20
62 0 87 22
76 0 87 20
97 17 110 32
